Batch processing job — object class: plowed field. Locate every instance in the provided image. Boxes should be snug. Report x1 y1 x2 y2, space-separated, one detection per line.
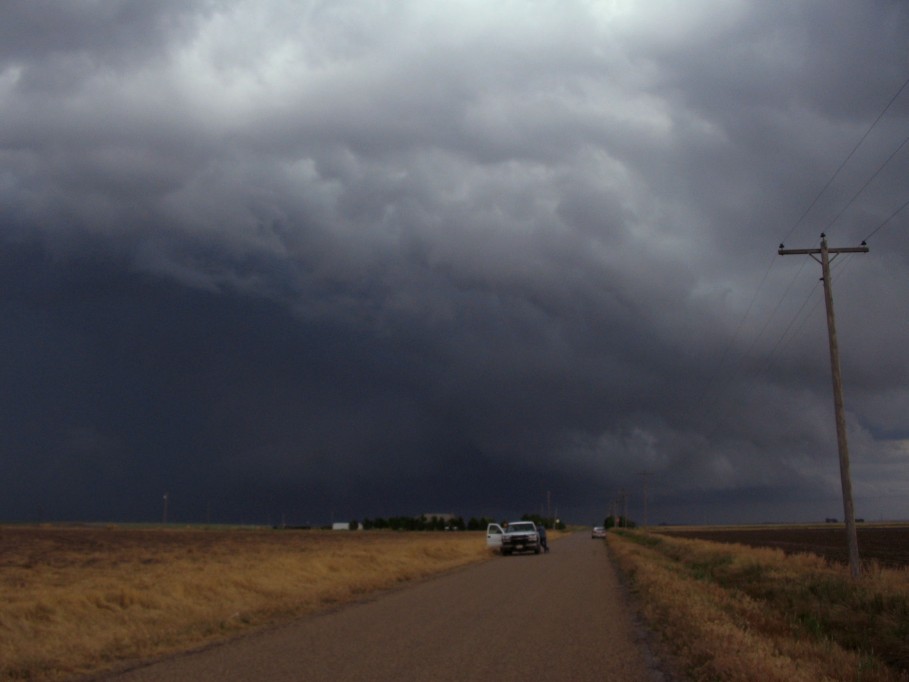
656 524 909 568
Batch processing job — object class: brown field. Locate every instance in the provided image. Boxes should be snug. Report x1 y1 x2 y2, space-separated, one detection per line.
609 527 909 681
0 524 497 681
654 523 909 568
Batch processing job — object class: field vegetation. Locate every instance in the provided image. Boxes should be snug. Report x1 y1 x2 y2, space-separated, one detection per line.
608 528 909 681
0 525 494 681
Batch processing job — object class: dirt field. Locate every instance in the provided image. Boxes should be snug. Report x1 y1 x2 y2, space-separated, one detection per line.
1 523 382 562
656 524 909 568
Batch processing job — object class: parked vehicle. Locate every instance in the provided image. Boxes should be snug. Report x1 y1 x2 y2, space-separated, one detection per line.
487 521 541 555
591 526 607 538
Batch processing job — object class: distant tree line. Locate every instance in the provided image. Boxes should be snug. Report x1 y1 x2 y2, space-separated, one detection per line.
341 514 567 531
356 515 495 531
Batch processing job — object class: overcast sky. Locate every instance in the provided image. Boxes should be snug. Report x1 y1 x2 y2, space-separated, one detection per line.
2 0 908 526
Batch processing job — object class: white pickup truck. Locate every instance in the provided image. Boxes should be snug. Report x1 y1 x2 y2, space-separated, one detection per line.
486 521 541 555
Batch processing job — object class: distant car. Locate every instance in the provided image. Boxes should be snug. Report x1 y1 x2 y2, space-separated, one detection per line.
591 526 607 538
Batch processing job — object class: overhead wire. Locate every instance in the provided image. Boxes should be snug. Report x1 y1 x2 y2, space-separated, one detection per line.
695 72 909 443
781 72 909 247
760 277 821 374
863 195 909 243
702 260 817 442
821 131 909 236
763 73 909 361
701 255 856 443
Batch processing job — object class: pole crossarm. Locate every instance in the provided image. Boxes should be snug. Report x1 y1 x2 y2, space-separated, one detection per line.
777 234 867 578
778 246 869 255
779 233 868 258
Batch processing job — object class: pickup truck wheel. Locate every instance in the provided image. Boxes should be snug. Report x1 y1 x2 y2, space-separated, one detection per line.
534 546 541 554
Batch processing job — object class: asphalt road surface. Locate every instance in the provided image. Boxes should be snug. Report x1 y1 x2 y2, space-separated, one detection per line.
96 532 669 681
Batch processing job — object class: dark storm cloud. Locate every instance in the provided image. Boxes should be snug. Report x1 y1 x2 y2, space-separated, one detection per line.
2 0 908 525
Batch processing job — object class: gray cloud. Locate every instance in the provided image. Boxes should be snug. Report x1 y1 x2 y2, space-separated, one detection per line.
2 0 908 525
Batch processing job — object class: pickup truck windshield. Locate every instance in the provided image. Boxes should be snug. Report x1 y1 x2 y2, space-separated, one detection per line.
508 524 536 533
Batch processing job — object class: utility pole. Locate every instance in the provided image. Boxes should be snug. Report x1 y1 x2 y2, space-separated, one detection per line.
618 489 628 527
779 234 868 578
637 472 652 529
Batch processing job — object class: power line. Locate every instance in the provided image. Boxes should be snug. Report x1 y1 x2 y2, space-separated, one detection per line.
704 76 909 421
698 74 909 431
759 278 821 373
695 256 809 434
781 72 909 246
700 251 862 443
758 252 858 373
688 74 909 448
863 195 909 242
822 131 909 236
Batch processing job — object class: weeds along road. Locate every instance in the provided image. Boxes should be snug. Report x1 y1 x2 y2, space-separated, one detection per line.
96 532 667 682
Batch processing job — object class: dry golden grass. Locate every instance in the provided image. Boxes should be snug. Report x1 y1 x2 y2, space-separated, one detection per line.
608 530 909 682
0 525 494 681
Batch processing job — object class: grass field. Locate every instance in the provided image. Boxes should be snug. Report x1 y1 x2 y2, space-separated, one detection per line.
0 525 495 681
8 523 906 682
608 525 909 682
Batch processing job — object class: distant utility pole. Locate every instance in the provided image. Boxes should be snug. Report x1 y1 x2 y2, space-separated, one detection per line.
618 489 628 527
162 493 169 525
779 234 868 578
637 472 652 529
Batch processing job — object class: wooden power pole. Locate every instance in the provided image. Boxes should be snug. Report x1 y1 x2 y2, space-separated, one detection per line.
779 234 868 578
637 471 652 529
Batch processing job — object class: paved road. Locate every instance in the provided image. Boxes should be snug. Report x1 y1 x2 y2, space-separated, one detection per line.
97 533 667 681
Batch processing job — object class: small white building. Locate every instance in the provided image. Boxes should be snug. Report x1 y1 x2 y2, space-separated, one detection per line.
332 522 359 530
